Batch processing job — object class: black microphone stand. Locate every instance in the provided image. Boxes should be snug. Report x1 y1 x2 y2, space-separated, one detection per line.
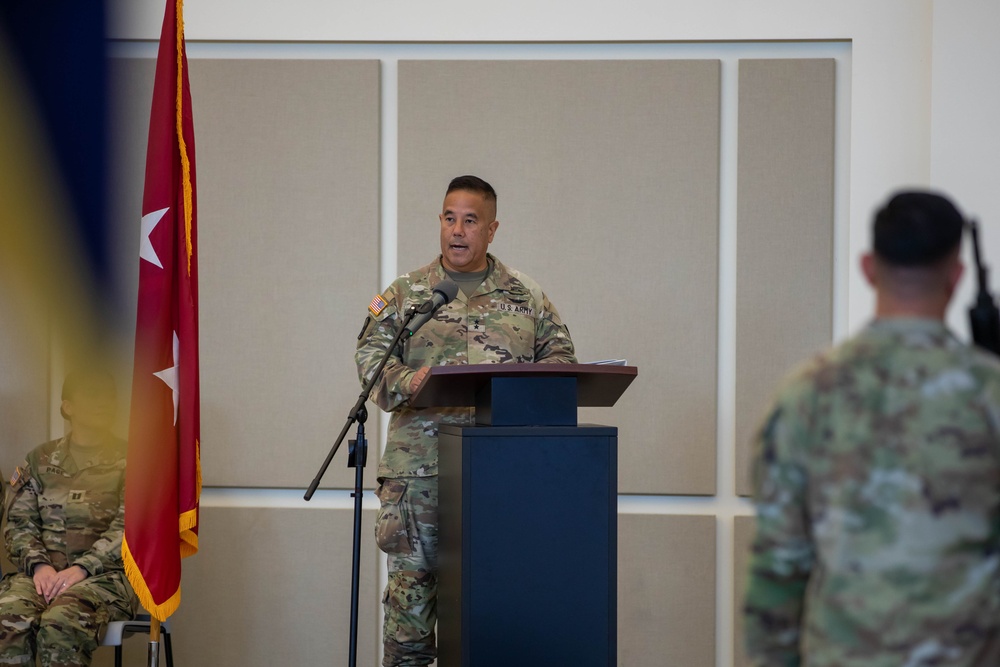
304 303 422 667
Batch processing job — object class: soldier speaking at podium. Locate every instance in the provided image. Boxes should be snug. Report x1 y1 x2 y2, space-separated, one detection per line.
356 175 576 666
744 191 1000 665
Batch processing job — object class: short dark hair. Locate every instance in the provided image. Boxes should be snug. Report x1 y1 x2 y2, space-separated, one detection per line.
873 191 965 266
446 175 497 206
60 368 116 420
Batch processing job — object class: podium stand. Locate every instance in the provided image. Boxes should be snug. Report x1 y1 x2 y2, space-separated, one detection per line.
412 364 636 667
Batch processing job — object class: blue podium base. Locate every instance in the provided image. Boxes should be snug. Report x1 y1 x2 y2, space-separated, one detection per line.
438 424 618 667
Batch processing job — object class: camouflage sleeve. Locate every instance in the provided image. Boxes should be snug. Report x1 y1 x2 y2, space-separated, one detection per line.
743 400 814 667
356 284 417 413
4 463 51 575
71 481 125 576
533 292 576 364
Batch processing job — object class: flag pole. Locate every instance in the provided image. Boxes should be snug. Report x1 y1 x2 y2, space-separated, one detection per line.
148 618 162 666
126 0 201 634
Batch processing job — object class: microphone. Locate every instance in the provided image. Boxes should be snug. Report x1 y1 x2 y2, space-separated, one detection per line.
405 279 459 336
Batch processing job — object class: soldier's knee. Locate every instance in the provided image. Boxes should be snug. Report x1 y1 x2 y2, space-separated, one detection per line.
0 597 45 624
0 578 46 620
39 595 103 639
385 570 435 606
0 600 44 623
383 572 437 642
382 635 435 667
375 480 414 555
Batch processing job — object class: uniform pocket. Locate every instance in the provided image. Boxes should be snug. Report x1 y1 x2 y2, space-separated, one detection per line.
374 479 412 555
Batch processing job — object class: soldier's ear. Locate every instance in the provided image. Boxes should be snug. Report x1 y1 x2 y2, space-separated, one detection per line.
60 400 72 421
861 253 878 288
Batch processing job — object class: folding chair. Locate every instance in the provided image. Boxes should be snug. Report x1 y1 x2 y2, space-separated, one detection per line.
100 614 174 667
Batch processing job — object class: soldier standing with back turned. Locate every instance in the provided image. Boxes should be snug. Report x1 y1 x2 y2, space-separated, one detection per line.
744 191 1000 666
356 175 576 666
0 369 137 667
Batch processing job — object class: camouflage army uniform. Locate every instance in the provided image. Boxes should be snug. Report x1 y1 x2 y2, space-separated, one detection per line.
744 318 1000 667
357 254 576 665
0 435 137 666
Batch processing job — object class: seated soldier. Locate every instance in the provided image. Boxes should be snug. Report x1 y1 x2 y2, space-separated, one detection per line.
0 368 137 666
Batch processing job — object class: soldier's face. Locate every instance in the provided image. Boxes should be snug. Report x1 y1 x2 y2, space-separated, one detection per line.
439 190 499 273
62 379 117 434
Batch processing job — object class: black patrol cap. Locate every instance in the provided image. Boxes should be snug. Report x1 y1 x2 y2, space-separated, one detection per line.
873 190 965 266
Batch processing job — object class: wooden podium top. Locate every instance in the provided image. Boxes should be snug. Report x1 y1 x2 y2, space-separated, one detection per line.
410 363 637 409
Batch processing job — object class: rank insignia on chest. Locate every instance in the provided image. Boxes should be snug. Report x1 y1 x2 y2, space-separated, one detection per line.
69 490 86 502
369 294 388 317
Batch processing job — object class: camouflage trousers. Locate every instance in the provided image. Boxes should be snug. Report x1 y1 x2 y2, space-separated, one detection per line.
374 476 438 667
0 571 136 666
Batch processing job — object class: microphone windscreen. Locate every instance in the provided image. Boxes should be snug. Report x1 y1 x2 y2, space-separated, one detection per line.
435 279 459 304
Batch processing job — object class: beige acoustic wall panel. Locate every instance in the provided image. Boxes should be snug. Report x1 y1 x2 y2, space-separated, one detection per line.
733 515 756 667
167 506 378 665
619 514 716 665
735 59 835 496
187 59 379 488
398 60 720 495
107 58 380 488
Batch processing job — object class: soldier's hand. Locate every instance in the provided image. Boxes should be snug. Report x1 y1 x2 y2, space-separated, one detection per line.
32 564 60 602
51 566 87 599
409 367 430 394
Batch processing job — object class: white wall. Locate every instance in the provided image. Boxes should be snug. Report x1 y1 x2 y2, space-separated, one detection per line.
931 0 1000 338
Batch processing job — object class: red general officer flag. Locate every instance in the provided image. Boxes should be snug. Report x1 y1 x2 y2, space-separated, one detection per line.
124 0 200 622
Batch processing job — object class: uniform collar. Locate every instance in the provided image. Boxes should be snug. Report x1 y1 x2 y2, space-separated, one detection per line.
867 317 950 336
52 432 123 471
865 317 957 347
48 434 74 469
430 254 518 301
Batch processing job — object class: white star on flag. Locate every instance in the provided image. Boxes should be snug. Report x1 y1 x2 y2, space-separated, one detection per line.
153 331 180 425
140 207 169 268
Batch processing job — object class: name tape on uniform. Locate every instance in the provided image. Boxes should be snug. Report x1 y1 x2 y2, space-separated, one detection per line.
495 302 535 317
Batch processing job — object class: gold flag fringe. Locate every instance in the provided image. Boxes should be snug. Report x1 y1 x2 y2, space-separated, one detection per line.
175 0 194 275
123 535 182 623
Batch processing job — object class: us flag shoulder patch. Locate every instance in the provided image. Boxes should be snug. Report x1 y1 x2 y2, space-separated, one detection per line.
369 294 388 317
